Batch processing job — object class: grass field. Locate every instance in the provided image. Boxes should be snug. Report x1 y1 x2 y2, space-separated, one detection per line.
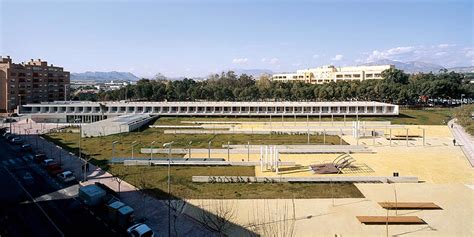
453 104 474 135
44 128 344 167
108 165 364 199
155 108 453 126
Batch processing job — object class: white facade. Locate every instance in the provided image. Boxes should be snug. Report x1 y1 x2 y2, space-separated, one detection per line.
272 65 394 84
20 101 399 123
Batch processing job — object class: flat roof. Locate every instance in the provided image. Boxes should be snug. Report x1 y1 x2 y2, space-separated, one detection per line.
26 101 396 107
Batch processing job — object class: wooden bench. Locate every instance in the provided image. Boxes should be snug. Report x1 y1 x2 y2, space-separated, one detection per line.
378 202 441 210
357 216 425 225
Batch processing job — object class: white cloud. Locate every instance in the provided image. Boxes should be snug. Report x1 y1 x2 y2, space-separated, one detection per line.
232 58 248 64
312 54 320 59
465 48 474 58
261 57 279 64
438 43 455 48
367 46 415 62
331 54 344 61
364 44 472 67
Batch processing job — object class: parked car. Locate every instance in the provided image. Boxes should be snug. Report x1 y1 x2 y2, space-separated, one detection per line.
10 137 23 144
4 133 12 140
22 172 34 185
34 153 47 163
58 171 76 183
21 144 33 152
127 223 154 237
47 164 63 176
22 154 34 161
41 159 55 167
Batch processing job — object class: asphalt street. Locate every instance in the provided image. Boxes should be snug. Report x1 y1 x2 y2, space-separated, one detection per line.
0 136 118 237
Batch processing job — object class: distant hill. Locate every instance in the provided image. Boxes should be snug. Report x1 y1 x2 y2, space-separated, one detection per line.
447 66 474 73
228 69 274 77
71 71 140 81
363 59 445 74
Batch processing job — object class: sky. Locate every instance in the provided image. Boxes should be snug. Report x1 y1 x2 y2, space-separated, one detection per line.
1 0 473 78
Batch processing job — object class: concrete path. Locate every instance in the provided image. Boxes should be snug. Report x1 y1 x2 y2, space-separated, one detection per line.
449 119 474 167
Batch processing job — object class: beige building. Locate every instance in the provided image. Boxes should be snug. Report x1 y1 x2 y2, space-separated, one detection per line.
272 65 394 84
0 56 70 113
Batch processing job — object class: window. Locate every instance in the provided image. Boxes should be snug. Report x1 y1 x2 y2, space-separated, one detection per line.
366 74 373 77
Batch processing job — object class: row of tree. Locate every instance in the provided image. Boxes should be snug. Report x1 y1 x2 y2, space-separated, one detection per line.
86 69 473 104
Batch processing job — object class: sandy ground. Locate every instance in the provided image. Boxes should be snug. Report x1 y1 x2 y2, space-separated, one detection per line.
189 124 474 184
184 122 474 236
186 183 474 236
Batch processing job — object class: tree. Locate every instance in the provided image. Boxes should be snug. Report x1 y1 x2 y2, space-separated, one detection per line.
198 199 236 235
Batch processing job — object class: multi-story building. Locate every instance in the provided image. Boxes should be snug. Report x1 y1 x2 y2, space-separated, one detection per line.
0 56 70 112
272 65 394 84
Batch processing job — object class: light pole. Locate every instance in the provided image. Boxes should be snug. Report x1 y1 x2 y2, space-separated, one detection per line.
208 141 212 159
188 141 192 158
74 118 86 182
131 140 138 159
163 141 174 237
247 141 250 162
112 141 119 160
150 141 156 162
227 141 230 161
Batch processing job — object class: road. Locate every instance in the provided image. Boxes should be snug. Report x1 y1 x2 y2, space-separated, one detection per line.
0 137 118 237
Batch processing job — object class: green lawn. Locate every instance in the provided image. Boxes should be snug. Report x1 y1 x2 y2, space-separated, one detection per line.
453 104 474 135
108 165 364 199
44 128 344 167
155 108 453 126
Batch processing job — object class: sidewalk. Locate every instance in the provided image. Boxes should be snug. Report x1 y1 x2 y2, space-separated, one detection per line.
448 119 474 167
14 122 217 236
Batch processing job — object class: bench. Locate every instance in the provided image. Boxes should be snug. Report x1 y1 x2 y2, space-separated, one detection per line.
378 202 441 210
357 216 425 225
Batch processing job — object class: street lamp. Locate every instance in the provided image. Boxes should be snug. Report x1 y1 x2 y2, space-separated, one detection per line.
208 141 212 159
112 141 119 160
163 141 174 237
131 140 138 159
188 141 192 158
74 118 86 182
150 141 156 161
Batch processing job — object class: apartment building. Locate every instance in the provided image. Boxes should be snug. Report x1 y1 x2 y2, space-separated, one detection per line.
0 56 70 112
272 65 394 84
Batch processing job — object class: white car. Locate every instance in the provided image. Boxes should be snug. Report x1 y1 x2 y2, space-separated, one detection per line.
57 171 76 183
127 223 154 237
41 159 55 167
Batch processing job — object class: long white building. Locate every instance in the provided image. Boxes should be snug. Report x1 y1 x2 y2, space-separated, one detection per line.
19 101 399 123
272 65 394 84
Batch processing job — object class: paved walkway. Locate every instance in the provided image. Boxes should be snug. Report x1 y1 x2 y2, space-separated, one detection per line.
449 119 474 167
10 120 218 237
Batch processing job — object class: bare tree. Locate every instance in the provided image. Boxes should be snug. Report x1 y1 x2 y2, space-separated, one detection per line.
198 199 236 235
112 173 126 194
170 198 187 237
247 199 296 237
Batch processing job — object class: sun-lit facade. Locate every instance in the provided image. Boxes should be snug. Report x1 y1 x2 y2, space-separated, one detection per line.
272 65 394 84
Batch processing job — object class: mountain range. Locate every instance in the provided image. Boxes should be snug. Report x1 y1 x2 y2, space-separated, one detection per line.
71 71 140 81
362 59 473 74
71 60 473 82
